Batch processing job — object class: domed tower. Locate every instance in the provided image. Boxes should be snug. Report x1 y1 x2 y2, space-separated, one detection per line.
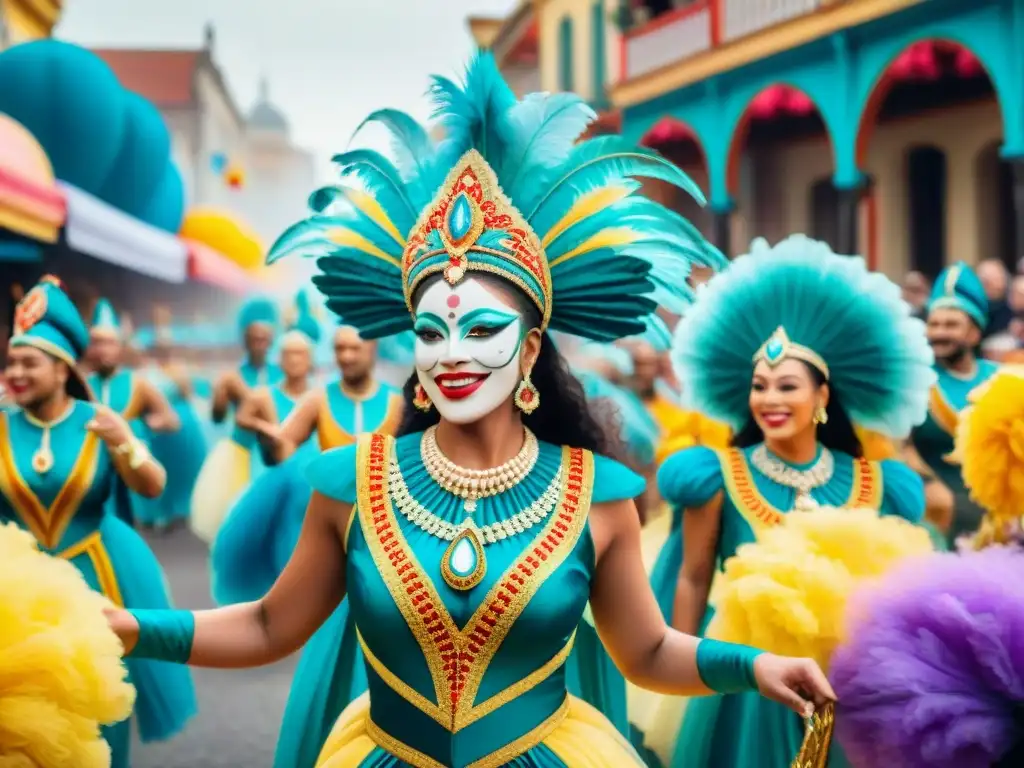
247 76 289 143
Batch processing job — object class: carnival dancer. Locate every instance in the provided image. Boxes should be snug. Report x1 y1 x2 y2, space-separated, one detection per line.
135 322 209 530
190 295 282 542
105 53 835 768
210 289 321 605
908 261 999 544
644 235 934 768
830 367 1024 768
2 277 196 768
86 298 180 526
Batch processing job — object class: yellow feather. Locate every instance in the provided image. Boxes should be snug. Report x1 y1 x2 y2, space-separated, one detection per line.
328 227 402 267
548 227 638 268
343 188 407 246
541 185 633 249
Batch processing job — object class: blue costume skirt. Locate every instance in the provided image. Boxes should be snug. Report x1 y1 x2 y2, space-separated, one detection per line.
61 513 197 767
210 444 315 606
134 401 207 527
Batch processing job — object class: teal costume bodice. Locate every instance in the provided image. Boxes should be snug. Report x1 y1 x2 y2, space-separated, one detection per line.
660 445 924 568
0 401 113 553
911 360 999 492
316 380 402 450
305 431 644 767
230 362 285 449
656 444 924 768
88 369 143 420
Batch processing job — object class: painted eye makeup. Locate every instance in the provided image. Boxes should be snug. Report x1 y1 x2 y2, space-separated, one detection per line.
413 313 448 343
457 308 519 340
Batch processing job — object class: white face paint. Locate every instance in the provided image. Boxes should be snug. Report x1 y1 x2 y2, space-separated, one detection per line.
413 276 526 424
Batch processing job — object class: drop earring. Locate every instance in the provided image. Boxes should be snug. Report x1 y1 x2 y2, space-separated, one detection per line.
514 372 540 414
413 382 433 412
813 405 828 425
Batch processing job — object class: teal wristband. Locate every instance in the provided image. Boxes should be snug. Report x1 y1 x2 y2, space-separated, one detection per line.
695 638 763 694
128 609 195 663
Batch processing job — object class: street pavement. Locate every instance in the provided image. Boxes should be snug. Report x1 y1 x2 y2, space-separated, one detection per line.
131 526 299 768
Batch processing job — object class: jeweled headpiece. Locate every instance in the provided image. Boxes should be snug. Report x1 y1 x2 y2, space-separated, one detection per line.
267 52 724 343
672 236 936 438
753 326 830 379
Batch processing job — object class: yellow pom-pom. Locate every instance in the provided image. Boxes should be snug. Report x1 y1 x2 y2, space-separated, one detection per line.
0 524 135 767
957 369 1024 522
706 508 932 671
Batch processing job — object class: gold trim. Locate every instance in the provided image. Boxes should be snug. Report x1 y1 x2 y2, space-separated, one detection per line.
0 411 101 549
354 433 591 731
927 384 959 438
364 696 571 768
610 0 925 109
719 448 882 530
121 372 143 421
59 531 124 607
791 701 835 768
753 326 830 379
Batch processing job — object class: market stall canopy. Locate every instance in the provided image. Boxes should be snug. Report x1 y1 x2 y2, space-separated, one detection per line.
0 40 183 232
60 183 188 282
184 239 262 295
0 113 65 248
179 209 264 270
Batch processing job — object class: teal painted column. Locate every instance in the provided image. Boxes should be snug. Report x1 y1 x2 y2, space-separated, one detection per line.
709 202 734 257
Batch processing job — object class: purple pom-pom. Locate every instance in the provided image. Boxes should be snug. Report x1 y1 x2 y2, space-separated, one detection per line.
829 549 1024 768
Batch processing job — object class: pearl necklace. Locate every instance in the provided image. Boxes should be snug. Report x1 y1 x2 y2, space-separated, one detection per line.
420 425 538 512
750 445 834 512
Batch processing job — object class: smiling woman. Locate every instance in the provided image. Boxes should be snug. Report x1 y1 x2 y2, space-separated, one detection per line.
102 52 840 768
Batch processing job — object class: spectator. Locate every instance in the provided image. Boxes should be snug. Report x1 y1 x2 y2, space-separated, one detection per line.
901 270 931 319
976 258 1013 336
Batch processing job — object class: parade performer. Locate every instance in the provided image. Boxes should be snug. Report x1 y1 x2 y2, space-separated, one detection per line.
190 295 282 542
105 53 834 768
2 277 196 768
210 290 321 605
86 298 180 526
830 367 1024 768
645 235 934 768
908 261 999 544
133 321 209 530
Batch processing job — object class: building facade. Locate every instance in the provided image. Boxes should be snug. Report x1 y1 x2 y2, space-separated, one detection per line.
93 24 316 252
478 0 1023 280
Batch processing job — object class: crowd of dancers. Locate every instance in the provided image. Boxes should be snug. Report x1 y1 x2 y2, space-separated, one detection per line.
1 51 1022 768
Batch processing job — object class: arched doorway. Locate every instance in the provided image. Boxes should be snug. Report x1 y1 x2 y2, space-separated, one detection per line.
640 117 710 238
974 141 1016 270
726 84 834 251
855 39 1001 277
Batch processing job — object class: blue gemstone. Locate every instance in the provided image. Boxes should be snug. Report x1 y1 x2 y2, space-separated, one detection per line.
448 536 478 577
447 194 473 242
765 338 784 361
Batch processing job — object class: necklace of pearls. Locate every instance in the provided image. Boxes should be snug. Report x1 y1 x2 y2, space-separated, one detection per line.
420 424 538 512
750 445 835 511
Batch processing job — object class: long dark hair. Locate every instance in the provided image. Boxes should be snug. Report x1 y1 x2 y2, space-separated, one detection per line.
396 275 626 460
731 361 863 458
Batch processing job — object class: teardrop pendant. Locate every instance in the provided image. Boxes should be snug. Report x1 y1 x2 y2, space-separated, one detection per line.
32 446 53 474
441 528 486 591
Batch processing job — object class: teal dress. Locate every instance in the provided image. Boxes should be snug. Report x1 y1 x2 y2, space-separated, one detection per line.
274 431 647 768
911 361 999 543
0 401 197 767
211 385 316 605
232 361 285 482
655 445 924 768
89 368 150 526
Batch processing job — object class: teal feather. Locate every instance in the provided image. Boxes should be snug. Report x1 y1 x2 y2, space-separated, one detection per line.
477 230 513 252
499 92 596 200
331 149 417 233
672 235 936 437
351 108 436 206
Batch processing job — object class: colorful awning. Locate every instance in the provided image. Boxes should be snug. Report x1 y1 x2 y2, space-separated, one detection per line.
185 239 262 295
0 113 66 246
60 183 188 282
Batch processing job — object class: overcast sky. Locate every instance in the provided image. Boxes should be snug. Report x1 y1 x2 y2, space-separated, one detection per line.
57 0 518 178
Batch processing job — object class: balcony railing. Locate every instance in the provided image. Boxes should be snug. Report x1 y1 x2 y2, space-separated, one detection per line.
620 0 825 82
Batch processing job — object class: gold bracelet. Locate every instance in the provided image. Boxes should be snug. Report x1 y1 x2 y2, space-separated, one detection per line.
115 438 151 470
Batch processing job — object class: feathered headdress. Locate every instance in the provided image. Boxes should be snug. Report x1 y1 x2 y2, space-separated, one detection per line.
267 51 723 342
236 295 279 336
671 235 936 437
285 289 321 344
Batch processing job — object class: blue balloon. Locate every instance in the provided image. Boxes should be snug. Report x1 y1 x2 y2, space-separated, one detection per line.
210 152 228 173
138 162 185 233
98 92 172 218
0 41 127 194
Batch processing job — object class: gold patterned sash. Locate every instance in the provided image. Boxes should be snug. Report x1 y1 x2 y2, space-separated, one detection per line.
792 702 835 768
927 384 959 437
